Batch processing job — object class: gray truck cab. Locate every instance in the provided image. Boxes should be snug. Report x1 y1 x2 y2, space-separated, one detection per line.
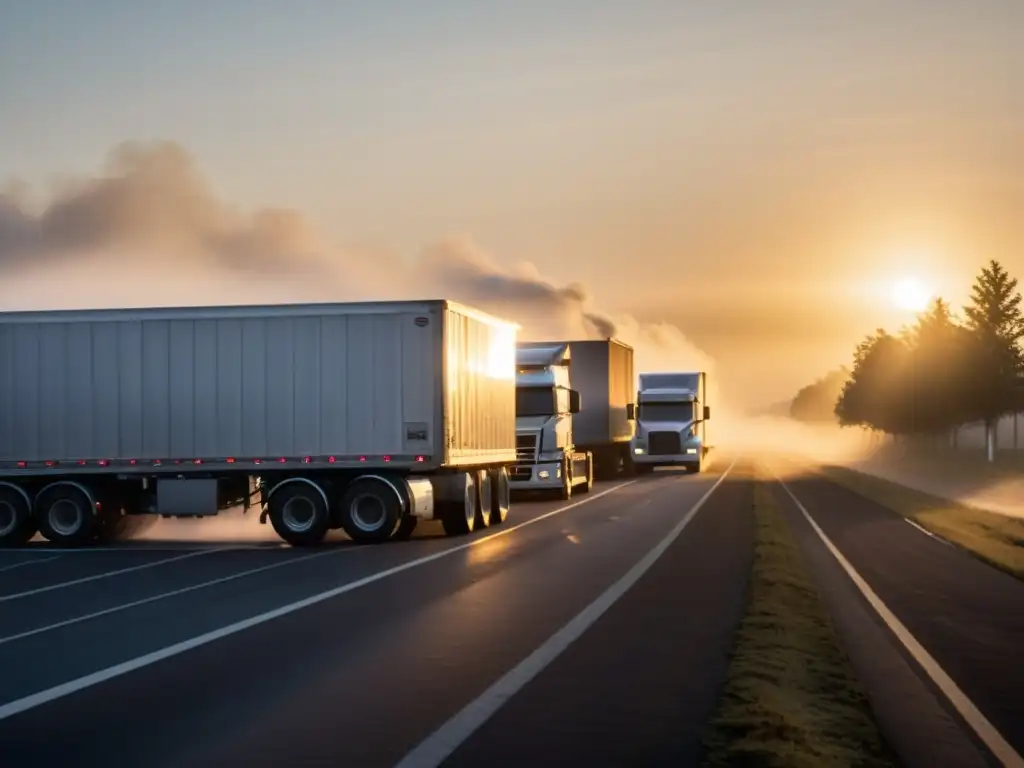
512 343 593 498
629 371 710 473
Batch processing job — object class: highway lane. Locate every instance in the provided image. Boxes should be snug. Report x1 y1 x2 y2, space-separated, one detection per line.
776 467 1024 766
0 460 751 768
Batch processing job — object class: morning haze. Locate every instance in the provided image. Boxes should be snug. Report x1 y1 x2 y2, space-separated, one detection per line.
1 0 1022 409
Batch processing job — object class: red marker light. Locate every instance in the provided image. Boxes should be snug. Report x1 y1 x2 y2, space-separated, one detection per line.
302 456 312 463
415 455 425 463
328 456 336 463
129 459 137 465
99 459 110 467
278 457 287 463
383 455 392 463
253 459 262 465
193 459 203 465
45 460 55 467
226 457 236 464
153 460 162 466
78 460 87 466
359 456 367 462
16 461 26 469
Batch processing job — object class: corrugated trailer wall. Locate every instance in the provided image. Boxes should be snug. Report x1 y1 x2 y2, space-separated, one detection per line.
442 305 517 466
0 305 441 463
607 340 634 442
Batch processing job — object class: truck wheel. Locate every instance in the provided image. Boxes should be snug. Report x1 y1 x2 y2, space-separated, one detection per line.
338 478 402 544
36 485 97 546
579 454 594 493
0 486 36 547
268 483 330 546
636 464 654 475
393 516 418 540
489 467 510 526
558 459 573 501
442 473 477 536
475 469 493 529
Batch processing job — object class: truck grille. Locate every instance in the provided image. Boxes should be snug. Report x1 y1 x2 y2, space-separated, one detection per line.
648 432 681 456
516 434 538 462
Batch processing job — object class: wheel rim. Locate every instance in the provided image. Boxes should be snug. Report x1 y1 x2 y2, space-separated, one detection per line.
350 493 386 532
49 499 84 537
0 501 17 537
282 496 317 533
479 475 493 520
496 471 509 521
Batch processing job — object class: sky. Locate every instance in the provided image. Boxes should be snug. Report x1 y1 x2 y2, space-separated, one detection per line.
1 0 1023 408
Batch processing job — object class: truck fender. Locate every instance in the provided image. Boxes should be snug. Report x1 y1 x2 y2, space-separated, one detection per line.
0 481 33 510
35 480 96 512
352 474 408 514
262 477 330 520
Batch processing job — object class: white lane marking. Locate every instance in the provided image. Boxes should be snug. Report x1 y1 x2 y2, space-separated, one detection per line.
394 459 738 768
0 549 349 646
0 556 62 573
905 518 954 547
0 548 235 602
0 476 660 720
774 473 1024 768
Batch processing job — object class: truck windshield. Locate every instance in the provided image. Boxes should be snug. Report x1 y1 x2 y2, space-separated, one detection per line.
516 387 556 417
638 402 695 422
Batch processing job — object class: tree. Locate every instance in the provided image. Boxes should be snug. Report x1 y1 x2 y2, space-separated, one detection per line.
790 368 849 424
835 329 910 434
960 260 1024 461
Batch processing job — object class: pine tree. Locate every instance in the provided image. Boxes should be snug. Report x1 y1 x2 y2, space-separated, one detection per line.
835 329 910 434
961 260 1024 461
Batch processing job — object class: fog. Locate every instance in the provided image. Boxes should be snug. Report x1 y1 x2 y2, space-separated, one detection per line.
5 140 959 542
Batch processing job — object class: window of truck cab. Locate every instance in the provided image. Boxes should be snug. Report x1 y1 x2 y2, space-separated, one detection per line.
516 387 556 416
638 401 694 422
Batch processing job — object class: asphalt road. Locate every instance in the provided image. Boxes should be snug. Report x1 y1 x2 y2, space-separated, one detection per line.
775 465 1024 767
0 458 754 768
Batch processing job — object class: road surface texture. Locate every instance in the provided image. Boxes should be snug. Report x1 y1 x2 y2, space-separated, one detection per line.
774 464 1024 768
0 458 754 768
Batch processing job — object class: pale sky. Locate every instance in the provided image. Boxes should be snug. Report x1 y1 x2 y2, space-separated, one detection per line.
2 0 1023 407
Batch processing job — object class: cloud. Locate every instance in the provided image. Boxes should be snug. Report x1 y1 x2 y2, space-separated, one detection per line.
0 140 715 384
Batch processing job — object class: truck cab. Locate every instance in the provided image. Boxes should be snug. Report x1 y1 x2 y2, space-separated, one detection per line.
512 342 594 499
629 371 710 473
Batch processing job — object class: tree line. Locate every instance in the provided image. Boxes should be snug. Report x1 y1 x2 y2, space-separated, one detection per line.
789 260 1024 458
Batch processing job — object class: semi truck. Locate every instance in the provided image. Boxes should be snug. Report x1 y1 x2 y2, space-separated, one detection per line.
629 371 711 473
0 299 518 548
512 338 636 498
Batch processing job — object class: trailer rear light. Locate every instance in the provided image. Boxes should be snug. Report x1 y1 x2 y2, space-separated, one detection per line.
78 460 88 466
153 460 162 466
415 455 426 462
45 460 56 467
193 459 203 465
302 456 312 464
383 455 392 463
129 459 138 465
253 459 262 465
16 461 26 468
98 460 110 467
328 456 336 463
359 456 367 462
226 457 236 464
277 457 287 463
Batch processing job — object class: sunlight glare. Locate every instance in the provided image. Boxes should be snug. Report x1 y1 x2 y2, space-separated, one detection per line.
890 276 932 312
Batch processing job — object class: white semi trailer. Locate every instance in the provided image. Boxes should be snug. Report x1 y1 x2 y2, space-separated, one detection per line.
0 299 518 548
629 371 711 473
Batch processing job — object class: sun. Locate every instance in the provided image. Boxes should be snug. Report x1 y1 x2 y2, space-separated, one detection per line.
890 276 933 312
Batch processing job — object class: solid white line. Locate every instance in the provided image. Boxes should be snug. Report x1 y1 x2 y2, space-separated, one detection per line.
393 459 738 768
0 556 61 573
774 473 1024 768
0 549 347 646
0 477 643 721
904 518 954 547
0 548 235 602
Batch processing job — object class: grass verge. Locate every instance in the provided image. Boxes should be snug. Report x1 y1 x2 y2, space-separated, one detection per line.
702 476 897 768
820 465 1024 581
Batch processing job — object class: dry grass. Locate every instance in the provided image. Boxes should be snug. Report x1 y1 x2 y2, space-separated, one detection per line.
702 477 897 768
821 465 1024 581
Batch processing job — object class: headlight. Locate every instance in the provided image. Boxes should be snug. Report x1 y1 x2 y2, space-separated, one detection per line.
633 447 645 455
686 448 698 455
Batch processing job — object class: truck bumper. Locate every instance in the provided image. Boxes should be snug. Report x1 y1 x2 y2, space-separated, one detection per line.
632 450 701 468
509 461 564 490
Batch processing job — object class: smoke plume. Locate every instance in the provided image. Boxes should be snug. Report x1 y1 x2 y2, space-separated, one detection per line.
0 140 713 377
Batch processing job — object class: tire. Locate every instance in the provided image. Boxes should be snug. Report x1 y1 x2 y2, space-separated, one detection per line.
475 469 493 529
393 515 418 541
557 458 573 501
442 473 477 536
0 486 36 547
578 453 594 493
489 467 510 526
36 484 97 546
337 478 403 544
268 482 331 546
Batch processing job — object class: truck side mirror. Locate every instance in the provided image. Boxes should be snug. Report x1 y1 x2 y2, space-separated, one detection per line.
703 405 711 420
569 389 581 414
626 403 636 420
